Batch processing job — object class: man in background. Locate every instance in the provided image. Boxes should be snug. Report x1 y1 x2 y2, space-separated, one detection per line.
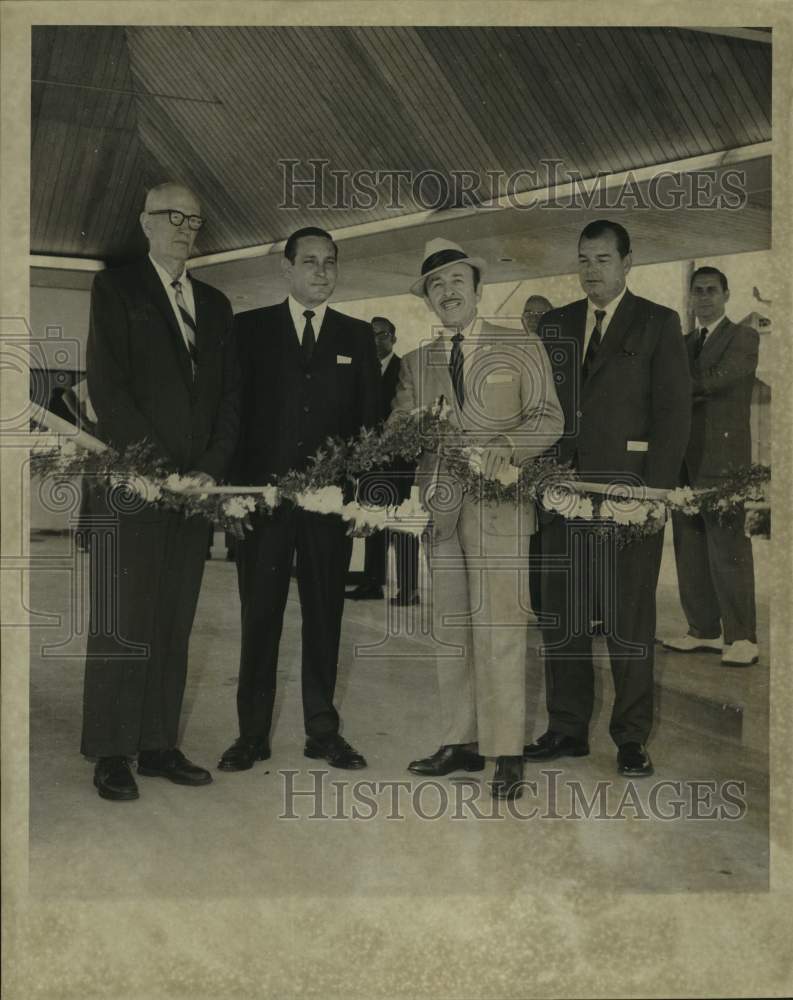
664 266 759 667
83 182 239 801
521 294 553 337
346 315 420 606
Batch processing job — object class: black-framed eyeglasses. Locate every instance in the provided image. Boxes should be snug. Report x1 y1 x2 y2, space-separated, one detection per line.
148 209 205 231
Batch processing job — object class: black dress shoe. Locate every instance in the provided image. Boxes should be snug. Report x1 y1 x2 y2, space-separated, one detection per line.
217 737 271 772
523 730 590 761
345 584 384 601
304 735 367 769
137 748 213 786
617 742 654 777
390 592 420 607
94 756 139 801
407 744 485 776
491 755 525 800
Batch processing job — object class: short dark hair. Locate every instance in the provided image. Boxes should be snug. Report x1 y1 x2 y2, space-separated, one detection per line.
371 316 396 336
284 227 338 263
690 266 729 292
579 219 631 258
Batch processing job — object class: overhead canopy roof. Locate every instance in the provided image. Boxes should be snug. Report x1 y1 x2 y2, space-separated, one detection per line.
31 25 772 304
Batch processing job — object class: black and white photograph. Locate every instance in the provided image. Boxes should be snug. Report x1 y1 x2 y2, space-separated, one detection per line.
1 5 791 999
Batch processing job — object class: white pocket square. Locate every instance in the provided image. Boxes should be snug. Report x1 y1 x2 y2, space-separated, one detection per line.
486 373 515 384
336 355 352 365
627 440 649 452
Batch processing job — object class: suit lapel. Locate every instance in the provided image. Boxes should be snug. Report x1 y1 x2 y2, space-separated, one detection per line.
700 316 733 365
141 258 193 389
425 336 460 423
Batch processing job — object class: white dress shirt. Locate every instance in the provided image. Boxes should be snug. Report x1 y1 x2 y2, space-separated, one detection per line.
583 285 628 361
148 254 196 356
380 350 394 375
288 296 328 344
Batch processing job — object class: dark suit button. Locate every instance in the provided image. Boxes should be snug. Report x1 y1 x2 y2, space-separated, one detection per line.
305 373 312 380
576 410 583 418
297 441 304 448
303 405 310 413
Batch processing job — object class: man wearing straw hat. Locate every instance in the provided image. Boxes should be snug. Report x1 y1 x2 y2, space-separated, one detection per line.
81 182 240 801
391 238 564 799
524 219 691 777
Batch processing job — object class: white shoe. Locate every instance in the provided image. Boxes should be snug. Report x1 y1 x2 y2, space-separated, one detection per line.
722 640 759 666
662 634 723 653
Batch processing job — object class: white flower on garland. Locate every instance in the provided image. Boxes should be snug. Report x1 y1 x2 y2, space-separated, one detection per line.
666 486 699 515
258 486 279 509
341 501 390 532
223 495 257 519
296 485 345 515
570 495 594 520
599 496 652 525
130 477 162 503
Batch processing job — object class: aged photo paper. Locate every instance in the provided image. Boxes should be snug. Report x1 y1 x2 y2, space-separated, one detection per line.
2 2 792 998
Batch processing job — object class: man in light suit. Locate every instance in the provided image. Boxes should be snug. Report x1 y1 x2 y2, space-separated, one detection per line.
346 315 420 606
83 182 240 801
664 267 759 666
219 227 380 773
524 219 691 777
391 238 564 799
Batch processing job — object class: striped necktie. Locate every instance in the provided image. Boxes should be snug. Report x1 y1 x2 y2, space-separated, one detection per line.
171 279 198 377
582 309 606 381
449 333 465 408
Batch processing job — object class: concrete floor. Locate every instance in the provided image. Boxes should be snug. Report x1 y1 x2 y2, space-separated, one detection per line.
27 527 769 905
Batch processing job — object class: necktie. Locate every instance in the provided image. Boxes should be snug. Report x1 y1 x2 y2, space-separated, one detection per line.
171 279 198 378
449 333 465 408
582 309 606 381
302 309 316 363
694 326 709 359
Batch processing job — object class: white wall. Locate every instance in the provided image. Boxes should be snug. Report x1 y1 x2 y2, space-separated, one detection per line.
29 285 91 371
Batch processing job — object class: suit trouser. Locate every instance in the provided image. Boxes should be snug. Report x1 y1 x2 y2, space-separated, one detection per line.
671 508 757 644
540 515 664 746
363 528 420 595
81 507 208 757
430 500 533 757
236 505 352 743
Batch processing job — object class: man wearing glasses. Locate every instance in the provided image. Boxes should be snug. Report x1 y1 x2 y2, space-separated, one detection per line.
81 182 240 801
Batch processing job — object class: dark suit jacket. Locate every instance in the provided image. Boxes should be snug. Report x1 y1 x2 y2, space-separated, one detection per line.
234 299 380 484
683 317 758 487
377 352 416 504
538 289 691 490
86 257 240 480
381 353 401 421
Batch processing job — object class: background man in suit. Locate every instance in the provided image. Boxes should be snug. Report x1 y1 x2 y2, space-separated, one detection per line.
82 182 240 801
521 294 554 617
391 238 563 799
524 219 690 777
521 295 553 337
664 267 759 667
345 315 420 606
220 227 380 773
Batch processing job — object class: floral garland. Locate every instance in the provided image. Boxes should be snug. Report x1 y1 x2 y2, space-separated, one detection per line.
30 400 770 543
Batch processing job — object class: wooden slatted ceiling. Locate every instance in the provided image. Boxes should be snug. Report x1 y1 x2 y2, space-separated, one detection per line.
31 26 771 261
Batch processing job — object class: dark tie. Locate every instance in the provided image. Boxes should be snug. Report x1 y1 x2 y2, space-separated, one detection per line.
582 309 606 381
449 332 465 408
171 279 198 377
302 309 316 363
693 326 709 359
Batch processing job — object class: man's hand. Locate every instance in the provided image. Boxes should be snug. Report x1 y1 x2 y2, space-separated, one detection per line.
479 445 513 481
185 470 216 487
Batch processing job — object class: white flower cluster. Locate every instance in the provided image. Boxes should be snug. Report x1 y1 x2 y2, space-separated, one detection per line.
295 485 345 515
161 473 209 499
258 486 279 509
666 486 699 515
464 446 520 486
541 487 594 520
430 396 452 422
599 496 654 525
223 495 257 519
341 502 390 531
